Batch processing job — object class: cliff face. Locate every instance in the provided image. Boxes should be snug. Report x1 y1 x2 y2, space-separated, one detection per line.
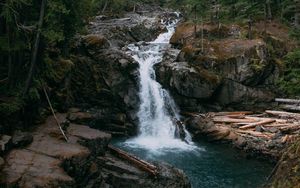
156 22 284 112
38 11 174 137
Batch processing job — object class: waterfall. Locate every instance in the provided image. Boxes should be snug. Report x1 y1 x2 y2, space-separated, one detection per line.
125 14 195 152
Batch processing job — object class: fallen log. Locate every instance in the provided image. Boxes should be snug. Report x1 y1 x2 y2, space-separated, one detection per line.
265 110 300 120
275 98 300 104
280 104 300 112
239 119 276 130
227 114 245 119
281 135 289 143
108 145 158 176
264 123 294 127
214 111 253 116
213 117 258 124
43 86 68 142
279 124 300 134
244 117 287 123
236 130 273 139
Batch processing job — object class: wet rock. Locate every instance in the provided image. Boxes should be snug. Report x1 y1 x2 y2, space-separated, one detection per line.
255 126 263 132
234 136 247 148
67 111 93 124
0 135 12 154
67 123 111 155
12 131 33 148
0 149 74 187
0 157 4 170
88 11 166 49
157 61 220 99
98 154 191 188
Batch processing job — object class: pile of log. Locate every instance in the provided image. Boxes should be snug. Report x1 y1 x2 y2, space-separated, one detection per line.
212 110 300 143
276 98 300 112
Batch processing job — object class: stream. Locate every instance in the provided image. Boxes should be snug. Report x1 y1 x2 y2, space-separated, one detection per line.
115 14 274 188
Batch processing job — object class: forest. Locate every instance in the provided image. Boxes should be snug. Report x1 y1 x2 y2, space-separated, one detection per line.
0 0 299 126
0 0 300 187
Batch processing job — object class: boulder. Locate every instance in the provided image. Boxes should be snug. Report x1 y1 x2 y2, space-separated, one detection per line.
67 111 93 124
12 131 33 148
157 61 220 99
82 34 110 55
67 123 111 155
215 79 274 105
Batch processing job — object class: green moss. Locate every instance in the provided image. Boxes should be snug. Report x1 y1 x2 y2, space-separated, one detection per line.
276 48 300 97
250 58 266 71
0 97 24 117
43 57 74 84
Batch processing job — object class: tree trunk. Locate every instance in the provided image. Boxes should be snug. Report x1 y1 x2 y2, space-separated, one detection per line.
266 0 272 20
102 0 108 13
295 13 300 28
7 25 13 90
133 4 136 12
294 0 300 28
23 0 46 96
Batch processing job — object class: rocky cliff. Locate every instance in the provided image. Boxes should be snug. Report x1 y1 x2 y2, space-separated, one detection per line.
156 22 284 112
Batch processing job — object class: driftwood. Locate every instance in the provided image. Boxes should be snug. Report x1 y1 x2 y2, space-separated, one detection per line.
239 119 276 130
108 145 158 176
281 135 289 143
265 110 300 120
264 123 293 127
214 111 253 116
280 104 300 112
275 98 300 104
227 114 245 119
43 87 69 142
279 124 300 134
236 130 273 139
213 117 258 123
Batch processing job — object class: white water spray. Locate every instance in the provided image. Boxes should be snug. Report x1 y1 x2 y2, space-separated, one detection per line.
125 15 196 152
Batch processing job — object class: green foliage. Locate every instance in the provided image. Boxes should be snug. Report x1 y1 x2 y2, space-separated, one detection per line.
277 48 300 96
289 28 300 44
0 97 24 117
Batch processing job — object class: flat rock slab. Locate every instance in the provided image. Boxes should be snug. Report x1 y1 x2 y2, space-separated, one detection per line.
0 113 112 187
0 149 73 188
27 133 90 159
68 124 111 140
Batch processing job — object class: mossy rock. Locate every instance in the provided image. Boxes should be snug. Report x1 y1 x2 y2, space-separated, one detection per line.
82 34 110 52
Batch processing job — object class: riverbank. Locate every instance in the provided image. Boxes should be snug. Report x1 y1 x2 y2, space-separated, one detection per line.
0 111 190 187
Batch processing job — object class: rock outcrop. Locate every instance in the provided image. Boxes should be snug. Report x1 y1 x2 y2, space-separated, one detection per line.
0 114 191 188
43 10 180 137
156 22 279 112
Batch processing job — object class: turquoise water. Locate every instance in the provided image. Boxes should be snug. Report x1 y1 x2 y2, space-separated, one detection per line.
113 139 274 188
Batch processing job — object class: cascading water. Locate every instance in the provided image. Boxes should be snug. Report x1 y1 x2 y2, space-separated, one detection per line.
125 15 195 152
